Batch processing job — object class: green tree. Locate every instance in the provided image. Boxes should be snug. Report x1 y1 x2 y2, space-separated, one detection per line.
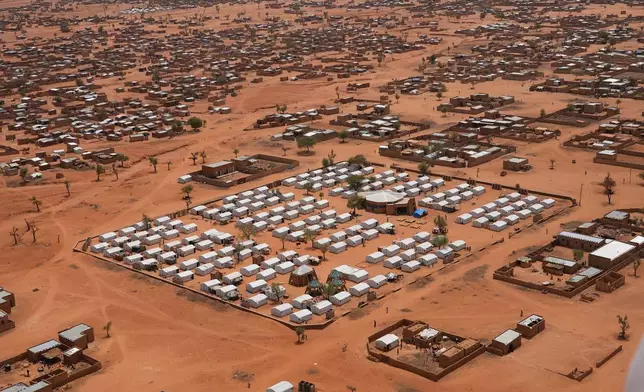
302 228 318 244
347 154 368 167
602 172 616 204
116 153 129 167
238 223 258 241
31 196 42 212
338 130 349 143
573 249 584 261
182 184 194 199
318 242 330 260
540 108 546 117
172 121 184 134
297 136 316 154
431 235 449 249
633 259 641 278
347 194 366 214
303 182 314 195
187 117 203 130
347 174 365 191
20 167 28 184
418 162 429 176
149 156 158 173
434 215 448 232
96 164 105 181
233 148 239 158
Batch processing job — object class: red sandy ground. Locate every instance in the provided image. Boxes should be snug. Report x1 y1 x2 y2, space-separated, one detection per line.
0 2 643 392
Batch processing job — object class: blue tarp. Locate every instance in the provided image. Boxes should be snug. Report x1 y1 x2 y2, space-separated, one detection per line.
412 209 427 218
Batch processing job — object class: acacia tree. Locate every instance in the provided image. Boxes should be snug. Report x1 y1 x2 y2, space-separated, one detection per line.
104 321 113 338
238 223 258 241
96 164 105 181
348 154 368 167
434 215 448 232
31 196 42 212
9 226 20 245
20 167 28 184
29 221 38 243
347 175 365 191
318 242 330 261
549 159 555 170
117 153 129 167
199 150 207 164
149 156 158 173
338 130 349 143
233 148 239 158
190 152 199 165
297 136 316 154
573 249 584 261
617 315 629 340
431 235 449 249
295 326 306 343
347 194 366 215
418 162 429 176
602 173 616 204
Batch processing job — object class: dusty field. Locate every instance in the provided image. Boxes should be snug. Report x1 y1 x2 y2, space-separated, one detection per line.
1 1 643 392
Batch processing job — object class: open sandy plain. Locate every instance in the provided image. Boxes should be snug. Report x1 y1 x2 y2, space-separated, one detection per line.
0 1 643 391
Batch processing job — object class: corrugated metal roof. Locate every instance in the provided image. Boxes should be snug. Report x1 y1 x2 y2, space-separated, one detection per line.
27 340 60 355
590 241 635 261
558 231 605 244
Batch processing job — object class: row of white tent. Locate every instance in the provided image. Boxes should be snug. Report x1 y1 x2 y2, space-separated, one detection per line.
366 232 467 270
456 195 556 231
419 183 486 209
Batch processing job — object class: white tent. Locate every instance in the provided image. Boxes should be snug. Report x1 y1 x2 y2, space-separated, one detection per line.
402 260 421 272
517 209 532 219
292 294 313 309
267 381 294 392
179 258 199 270
178 245 196 257
305 215 321 225
201 279 222 294
366 251 385 264
376 334 400 352
248 293 268 308
396 238 416 250
199 251 217 264
505 214 520 225
347 235 364 247
419 254 438 267
330 242 347 254
489 221 508 231
160 266 179 278
214 257 234 269
361 229 379 240
382 244 401 256
336 213 351 223
377 222 395 234
241 264 261 276
99 232 117 243
321 209 337 219
91 242 109 253
530 203 545 213
195 263 214 276
287 231 304 242
456 213 472 224
347 269 369 283
262 257 281 270
473 217 489 228
180 223 198 234
367 275 387 288
449 240 466 251
276 262 295 274
223 271 243 285
290 309 313 324
330 231 347 242
400 249 416 261
271 303 294 318
160 229 179 240
246 279 268 294
349 282 370 297
272 227 290 238
311 300 333 315
174 270 194 282
384 256 403 269
470 208 486 218
195 239 214 251
416 242 433 255
330 291 351 306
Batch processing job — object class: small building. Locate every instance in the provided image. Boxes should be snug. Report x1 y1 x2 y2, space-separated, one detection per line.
515 315 545 339
267 381 294 392
556 231 605 251
589 241 635 270
503 157 530 171
58 324 95 349
361 190 417 215
595 271 625 293
489 329 521 356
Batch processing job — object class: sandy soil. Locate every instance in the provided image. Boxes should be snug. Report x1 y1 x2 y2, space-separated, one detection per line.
1 2 643 392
